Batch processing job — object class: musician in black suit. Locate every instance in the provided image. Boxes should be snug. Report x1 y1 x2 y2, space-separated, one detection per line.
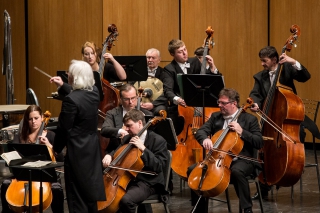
249 46 310 200
188 88 263 213
250 46 310 109
162 39 220 107
102 109 169 213
100 84 153 154
53 60 105 213
140 48 167 115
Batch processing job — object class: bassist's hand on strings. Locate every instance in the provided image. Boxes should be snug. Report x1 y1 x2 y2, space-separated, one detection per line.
206 55 217 73
250 103 259 112
102 154 112 168
177 98 186 107
279 53 296 65
203 138 213 150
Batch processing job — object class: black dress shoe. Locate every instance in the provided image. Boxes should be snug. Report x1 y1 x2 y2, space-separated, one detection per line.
251 191 268 200
244 208 253 213
168 180 173 195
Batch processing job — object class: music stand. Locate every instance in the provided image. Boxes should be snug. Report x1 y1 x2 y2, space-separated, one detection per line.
147 117 178 151
5 143 63 213
113 56 148 81
178 74 224 123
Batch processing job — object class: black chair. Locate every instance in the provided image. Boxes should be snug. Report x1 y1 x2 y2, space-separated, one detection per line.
26 88 39 106
291 99 320 197
135 150 172 213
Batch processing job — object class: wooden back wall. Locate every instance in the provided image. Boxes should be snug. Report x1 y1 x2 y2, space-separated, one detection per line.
1 0 320 142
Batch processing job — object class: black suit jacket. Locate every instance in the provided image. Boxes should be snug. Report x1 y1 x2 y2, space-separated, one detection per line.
249 62 310 108
163 57 221 103
54 86 106 201
100 106 153 153
151 66 168 110
112 130 169 188
195 111 263 159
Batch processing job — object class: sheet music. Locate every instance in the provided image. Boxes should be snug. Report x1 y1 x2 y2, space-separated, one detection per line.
0 151 22 165
21 160 52 167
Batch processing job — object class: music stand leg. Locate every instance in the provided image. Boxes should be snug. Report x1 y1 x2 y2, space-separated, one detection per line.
40 170 43 213
29 170 32 213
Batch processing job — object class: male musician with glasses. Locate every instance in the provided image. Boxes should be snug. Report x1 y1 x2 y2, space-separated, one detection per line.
249 46 310 200
100 83 153 155
188 88 263 213
102 109 169 213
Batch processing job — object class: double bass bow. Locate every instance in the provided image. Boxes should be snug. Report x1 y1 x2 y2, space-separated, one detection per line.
97 111 167 213
255 25 305 187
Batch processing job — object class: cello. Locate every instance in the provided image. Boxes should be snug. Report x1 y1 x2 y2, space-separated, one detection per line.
5 111 53 213
256 25 305 187
187 102 253 199
170 26 219 180
97 111 167 213
98 24 121 157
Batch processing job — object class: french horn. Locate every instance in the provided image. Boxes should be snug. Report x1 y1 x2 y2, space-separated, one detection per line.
133 77 163 103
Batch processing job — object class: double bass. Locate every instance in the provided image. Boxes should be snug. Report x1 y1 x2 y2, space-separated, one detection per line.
257 25 305 187
97 111 167 213
98 24 121 157
170 26 219 180
5 111 54 213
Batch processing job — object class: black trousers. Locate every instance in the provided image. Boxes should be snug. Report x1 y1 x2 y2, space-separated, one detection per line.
119 180 156 213
187 159 254 212
0 178 64 213
64 163 98 213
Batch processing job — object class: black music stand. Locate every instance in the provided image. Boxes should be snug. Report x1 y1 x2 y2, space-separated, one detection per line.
4 143 63 213
178 74 224 123
146 117 178 151
113 56 148 82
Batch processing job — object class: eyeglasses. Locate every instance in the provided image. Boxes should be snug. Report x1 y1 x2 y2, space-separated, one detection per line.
121 96 137 102
217 100 233 106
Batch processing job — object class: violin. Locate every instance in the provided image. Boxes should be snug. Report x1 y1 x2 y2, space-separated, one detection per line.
171 26 218 180
98 24 121 158
5 111 54 213
255 25 305 187
97 110 167 213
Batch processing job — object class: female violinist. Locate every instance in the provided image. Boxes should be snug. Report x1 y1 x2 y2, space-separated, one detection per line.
0 105 64 213
249 45 310 199
102 109 169 213
188 88 263 213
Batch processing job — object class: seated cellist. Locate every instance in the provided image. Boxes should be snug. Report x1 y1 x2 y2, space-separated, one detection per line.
102 109 169 213
187 88 263 213
0 105 64 213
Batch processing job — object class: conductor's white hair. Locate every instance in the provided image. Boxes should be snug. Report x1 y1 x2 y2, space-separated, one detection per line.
68 60 95 91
